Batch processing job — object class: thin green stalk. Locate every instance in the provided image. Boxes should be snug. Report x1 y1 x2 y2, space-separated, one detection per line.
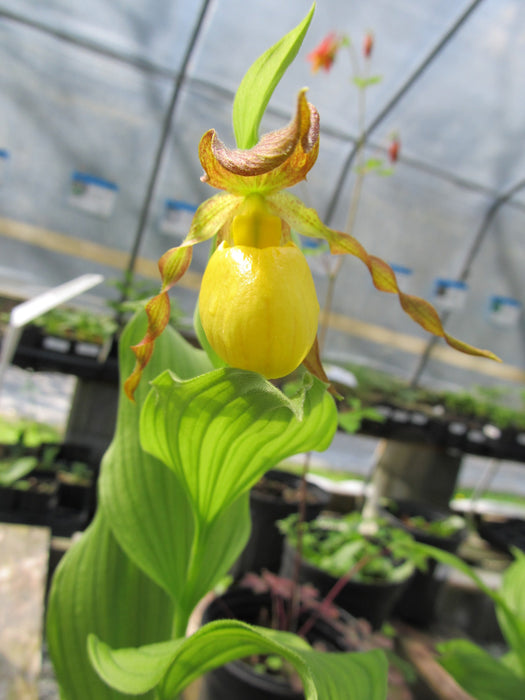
171 516 204 639
318 42 370 355
288 452 312 632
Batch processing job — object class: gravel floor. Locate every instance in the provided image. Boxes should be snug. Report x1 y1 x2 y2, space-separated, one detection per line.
38 644 59 700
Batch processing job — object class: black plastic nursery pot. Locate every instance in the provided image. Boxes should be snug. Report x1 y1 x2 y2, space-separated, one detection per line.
381 498 466 553
18 478 57 513
13 325 119 383
200 588 351 700
476 514 525 555
231 469 330 579
0 441 98 535
381 499 467 626
0 485 19 510
280 541 411 631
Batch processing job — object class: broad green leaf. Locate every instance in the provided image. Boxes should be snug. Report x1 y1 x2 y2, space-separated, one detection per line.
233 4 315 149
136 367 335 624
497 551 525 671
438 639 525 700
0 455 37 485
100 313 251 631
88 619 388 700
415 543 524 669
140 368 337 524
46 311 245 698
46 510 174 700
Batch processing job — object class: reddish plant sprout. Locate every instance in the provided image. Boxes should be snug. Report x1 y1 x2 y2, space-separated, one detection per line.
307 32 343 73
240 570 341 628
363 31 374 58
388 133 401 163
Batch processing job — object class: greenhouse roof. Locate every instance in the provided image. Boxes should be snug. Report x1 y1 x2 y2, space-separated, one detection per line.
0 0 524 390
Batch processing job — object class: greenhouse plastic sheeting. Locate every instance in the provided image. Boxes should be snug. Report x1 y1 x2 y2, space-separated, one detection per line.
0 0 523 391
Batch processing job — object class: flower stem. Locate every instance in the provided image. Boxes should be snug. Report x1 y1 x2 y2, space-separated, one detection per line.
288 452 311 632
318 45 368 356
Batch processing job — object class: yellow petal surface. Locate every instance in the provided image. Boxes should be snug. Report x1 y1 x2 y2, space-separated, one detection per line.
199 241 319 378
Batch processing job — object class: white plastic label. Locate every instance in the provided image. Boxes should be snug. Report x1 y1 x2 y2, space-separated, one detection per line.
159 199 197 238
43 336 71 354
487 295 521 327
0 149 9 185
433 279 468 311
69 172 118 218
75 342 101 358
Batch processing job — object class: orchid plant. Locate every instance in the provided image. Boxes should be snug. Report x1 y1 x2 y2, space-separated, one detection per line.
46 6 498 699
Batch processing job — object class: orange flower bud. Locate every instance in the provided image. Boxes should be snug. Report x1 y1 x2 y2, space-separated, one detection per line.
388 134 400 163
363 32 374 58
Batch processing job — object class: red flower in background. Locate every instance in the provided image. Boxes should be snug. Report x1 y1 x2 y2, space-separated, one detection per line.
307 32 342 73
363 31 374 58
388 134 401 163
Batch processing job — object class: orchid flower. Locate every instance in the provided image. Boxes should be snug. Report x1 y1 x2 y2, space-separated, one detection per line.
124 90 499 400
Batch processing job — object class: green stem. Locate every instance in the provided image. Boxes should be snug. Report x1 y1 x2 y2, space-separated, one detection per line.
318 45 369 356
288 452 311 632
172 607 191 640
171 517 205 639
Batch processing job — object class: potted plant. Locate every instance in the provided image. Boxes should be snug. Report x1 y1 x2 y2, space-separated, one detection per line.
201 571 415 700
0 454 38 510
380 498 467 625
279 512 419 630
395 544 525 699
435 550 525 699
16 473 58 520
13 304 120 382
44 8 498 699
231 467 330 579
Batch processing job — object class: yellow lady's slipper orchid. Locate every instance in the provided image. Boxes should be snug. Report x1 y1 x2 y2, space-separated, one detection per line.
125 90 499 400
199 193 319 378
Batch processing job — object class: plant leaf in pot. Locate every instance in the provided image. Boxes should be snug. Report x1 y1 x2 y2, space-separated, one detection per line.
279 512 419 630
380 498 467 626
200 571 412 700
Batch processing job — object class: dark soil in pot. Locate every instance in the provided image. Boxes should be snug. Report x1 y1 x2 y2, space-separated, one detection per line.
231 469 330 579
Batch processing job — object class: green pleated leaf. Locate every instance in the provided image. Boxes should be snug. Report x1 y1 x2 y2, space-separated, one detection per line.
99 313 251 630
496 551 525 672
232 3 315 148
140 368 337 525
438 639 525 700
46 312 249 698
46 510 174 700
415 543 524 669
88 619 388 700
